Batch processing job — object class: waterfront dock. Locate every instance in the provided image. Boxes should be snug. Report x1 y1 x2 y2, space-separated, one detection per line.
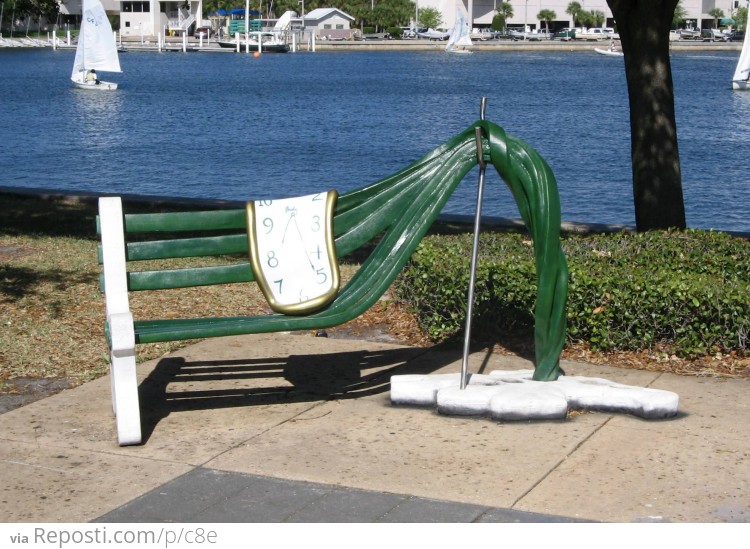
12 35 744 53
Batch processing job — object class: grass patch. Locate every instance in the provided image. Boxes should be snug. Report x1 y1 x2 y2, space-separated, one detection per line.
0 192 387 390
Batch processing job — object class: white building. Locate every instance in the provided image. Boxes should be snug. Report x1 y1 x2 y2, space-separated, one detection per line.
60 0 204 37
427 0 742 32
303 8 355 39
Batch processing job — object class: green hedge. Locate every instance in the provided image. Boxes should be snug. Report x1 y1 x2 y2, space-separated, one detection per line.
394 229 750 358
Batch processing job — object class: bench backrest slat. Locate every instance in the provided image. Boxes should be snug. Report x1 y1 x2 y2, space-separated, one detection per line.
121 263 254 291
97 234 249 264
123 209 246 232
126 234 248 261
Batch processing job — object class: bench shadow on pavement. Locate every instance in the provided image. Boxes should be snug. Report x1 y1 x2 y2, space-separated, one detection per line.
137 331 538 443
138 343 433 443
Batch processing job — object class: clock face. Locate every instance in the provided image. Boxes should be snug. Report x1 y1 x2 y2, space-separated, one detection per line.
246 190 340 315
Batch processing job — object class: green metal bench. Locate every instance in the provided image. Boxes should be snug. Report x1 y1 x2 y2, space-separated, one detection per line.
97 119 569 445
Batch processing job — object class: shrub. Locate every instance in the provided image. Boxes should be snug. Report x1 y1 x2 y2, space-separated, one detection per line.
394 229 750 358
388 27 403 39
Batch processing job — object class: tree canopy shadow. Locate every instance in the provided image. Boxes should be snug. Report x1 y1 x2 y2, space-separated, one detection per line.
0 264 94 304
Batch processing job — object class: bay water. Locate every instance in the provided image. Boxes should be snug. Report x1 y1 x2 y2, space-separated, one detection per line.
1 48 748 232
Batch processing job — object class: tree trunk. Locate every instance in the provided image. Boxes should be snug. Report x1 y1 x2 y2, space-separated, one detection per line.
608 0 686 231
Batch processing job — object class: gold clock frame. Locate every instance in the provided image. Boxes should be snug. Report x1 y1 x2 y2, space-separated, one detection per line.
246 190 340 315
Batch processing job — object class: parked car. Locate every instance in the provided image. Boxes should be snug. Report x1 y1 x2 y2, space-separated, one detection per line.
194 27 211 39
554 28 576 40
676 28 701 40
701 28 728 42
470 28 498 41
728 31 746 42
363 32 390 40
400 27 417 39
576 28 610 41
493 31 519 41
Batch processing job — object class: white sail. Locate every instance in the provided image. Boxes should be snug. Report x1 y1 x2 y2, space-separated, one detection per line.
71 0 121 82
446 8 473 52
732 30 750 90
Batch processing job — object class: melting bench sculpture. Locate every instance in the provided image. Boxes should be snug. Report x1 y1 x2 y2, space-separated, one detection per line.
97 118 569 445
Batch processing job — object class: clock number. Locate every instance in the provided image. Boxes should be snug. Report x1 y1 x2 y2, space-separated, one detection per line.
267 251 278 268
274 279 283 294
262 217 273 234
258 200 273 207
311 193 323 201
312 245 322 260
311 215 321 232
316 268 328 284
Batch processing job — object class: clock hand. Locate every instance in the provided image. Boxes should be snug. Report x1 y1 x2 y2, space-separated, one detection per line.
283 211 315 271
281 209 295 244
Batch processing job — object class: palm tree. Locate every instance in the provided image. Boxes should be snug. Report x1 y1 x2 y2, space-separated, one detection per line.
591 10 606 27
577 10 595 28
496 2 514 32
566 2 582 27
708 8 725 29
672 0 687 28
537 9 556 35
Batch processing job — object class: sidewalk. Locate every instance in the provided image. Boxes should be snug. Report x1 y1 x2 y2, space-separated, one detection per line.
0 333 748 523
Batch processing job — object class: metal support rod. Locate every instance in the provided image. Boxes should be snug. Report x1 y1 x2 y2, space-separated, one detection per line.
460 97 488 390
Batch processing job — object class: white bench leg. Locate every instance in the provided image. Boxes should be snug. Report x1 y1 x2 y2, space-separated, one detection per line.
99 197 142 445
108 312 141 445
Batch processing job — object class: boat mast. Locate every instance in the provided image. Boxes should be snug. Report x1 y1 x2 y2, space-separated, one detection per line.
80 0 85 70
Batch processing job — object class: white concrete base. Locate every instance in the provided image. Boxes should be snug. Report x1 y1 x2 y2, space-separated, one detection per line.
391 370 679 420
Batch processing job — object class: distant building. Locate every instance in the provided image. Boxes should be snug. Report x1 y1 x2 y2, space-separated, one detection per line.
303 8 355 40
427 0 739 33
59 0 204 37
55 0 740 39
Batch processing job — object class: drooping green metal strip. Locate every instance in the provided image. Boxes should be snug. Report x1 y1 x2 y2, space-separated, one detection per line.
332 136 479 312
333 167 429 256
133 132 480 343
333 142 469 257
479 120 569 381
335 125 471 216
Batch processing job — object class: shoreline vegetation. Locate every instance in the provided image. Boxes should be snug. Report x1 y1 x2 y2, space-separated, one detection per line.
1 189 748 414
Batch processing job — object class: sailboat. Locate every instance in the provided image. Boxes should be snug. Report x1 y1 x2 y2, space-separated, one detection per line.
445 8 473 54
70 0 121 90
732 29 750 90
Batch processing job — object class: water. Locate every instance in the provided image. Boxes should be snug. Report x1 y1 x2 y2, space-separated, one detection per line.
1 47 749 232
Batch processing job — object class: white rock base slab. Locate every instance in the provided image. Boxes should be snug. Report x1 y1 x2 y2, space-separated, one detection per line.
391 370 679 420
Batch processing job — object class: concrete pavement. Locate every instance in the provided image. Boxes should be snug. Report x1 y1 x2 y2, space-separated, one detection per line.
0 332 748 523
